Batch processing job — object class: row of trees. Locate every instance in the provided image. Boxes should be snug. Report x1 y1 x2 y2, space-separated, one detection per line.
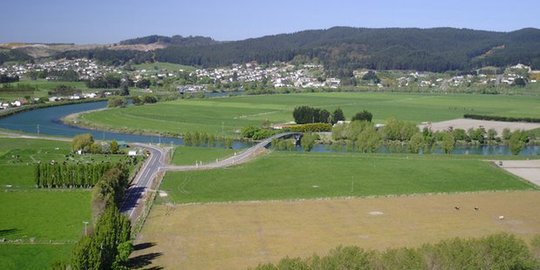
292 106 345 125
70 164 132 270
183 131 234 149
34 161 116 188
332 119 533 154
253 233 540 270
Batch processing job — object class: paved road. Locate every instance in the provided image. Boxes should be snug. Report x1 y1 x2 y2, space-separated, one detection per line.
119 132 301 221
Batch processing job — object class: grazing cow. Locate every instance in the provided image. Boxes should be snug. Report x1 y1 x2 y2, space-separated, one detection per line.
454 206 460 210
474 207 479 211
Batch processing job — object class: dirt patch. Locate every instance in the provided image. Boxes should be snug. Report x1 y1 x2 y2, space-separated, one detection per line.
418 118 540 134
498 160 540 187
132 191 540 270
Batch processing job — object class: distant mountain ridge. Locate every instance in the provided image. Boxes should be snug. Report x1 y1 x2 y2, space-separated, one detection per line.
152 27 540 74
119 35 218 47
2 27 540 74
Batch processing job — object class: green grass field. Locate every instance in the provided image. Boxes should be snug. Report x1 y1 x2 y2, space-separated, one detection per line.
0 138 127 189
159 152 536 203
0 244 74 270
134 62 196 72
172 146 235 165
79 92 540 136
0 138 113 269
0 79 92 100
0 191 91 241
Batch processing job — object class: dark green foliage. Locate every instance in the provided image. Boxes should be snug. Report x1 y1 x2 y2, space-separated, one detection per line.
135 79 151 89
361 71 380 83
0 74 20 83
119 34 217 47
331 108 345 124
464 114 540 123
71 205 131 270
251 233 539 270
120 84 130 96
286 123 332 133
34 161 119 188
142 95 158 104
293 106 332 124
352 110 373 122
72 164 132 270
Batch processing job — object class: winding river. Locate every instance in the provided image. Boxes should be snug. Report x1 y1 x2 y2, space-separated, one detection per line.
0 100 538 156
0 101 248 148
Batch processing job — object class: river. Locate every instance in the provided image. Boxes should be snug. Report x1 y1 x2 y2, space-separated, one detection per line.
0 101 248 149
0 100 538 156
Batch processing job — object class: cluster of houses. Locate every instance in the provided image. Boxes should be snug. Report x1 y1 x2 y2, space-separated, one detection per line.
195 62 341 89
389 64 538 89
0 59 120 81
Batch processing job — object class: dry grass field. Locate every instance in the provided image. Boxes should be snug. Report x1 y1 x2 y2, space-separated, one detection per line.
131 191 540 270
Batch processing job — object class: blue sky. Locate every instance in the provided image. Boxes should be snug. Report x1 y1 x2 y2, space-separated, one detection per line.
2 0 539 44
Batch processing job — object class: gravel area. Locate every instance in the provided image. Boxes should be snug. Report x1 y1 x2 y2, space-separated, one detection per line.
418 119 540 134
497 160 540 187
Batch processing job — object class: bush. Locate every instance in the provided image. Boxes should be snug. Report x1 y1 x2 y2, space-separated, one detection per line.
352 110 373 122
464 114 540 123
286 123 332 132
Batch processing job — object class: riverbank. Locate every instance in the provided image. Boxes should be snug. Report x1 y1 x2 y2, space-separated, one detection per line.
0 98 107 119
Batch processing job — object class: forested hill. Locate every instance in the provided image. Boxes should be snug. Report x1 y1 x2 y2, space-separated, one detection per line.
119 35 218 47
4 27 540 74
152 27 540 74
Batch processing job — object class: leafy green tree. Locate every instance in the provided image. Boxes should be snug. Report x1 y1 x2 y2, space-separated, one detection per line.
356 126 382 153
382 118 418 141
120 84 130 96
72 134 94 153
331 108 346 124
351 110 373 122
110 140 119 154
440 132 455 154
508 130 526 155
408 132 424 154
132 96 143 105
108 97 127 108
301 133 319 152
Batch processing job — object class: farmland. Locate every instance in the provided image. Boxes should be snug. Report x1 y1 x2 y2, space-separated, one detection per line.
78 92 540 136
158 151 535 204
0 138 111 269
171 146 235 165
134 191 540 270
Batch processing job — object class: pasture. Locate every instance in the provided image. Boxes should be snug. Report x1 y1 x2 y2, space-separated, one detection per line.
158 152 535 204
0 244 74 270
78 92 540 136
171 146 235 165
0 138 128 189
0 138 115 269
133 62 196 72
133 191 540 270
0 79 90 100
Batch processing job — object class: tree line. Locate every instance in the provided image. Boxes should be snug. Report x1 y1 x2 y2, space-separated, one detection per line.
251 233 540 270
293 106 345 125
34 161 117 188
67 164 133 270
332 118 534 155
183 131 234 149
